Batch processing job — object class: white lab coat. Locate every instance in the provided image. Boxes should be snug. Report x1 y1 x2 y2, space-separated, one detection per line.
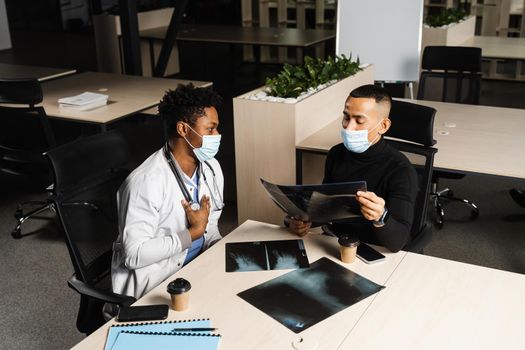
111 148 223 298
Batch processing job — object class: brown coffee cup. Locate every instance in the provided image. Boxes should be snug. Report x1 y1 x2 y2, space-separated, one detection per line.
338 235 360 263
167 278 191 311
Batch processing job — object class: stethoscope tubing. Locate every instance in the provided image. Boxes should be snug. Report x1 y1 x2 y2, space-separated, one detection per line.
164 144 224 211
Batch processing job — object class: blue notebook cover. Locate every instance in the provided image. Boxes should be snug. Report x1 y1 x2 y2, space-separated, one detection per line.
110 331 221 350
104 319 211 350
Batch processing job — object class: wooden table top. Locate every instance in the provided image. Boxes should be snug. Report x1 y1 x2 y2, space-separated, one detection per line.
70 219 525 349
340 252 525 349
40 72 211 124
297 98 525 179
460 35 525 60
0 63 76 82
70 220 406 350
140 24 336 48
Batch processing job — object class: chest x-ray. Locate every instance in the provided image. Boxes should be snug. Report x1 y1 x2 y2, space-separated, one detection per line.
261 179 367 223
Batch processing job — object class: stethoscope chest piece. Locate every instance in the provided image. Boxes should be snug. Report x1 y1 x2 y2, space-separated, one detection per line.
189 202 201 211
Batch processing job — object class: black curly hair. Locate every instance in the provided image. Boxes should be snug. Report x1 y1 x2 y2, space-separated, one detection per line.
158 83 223 138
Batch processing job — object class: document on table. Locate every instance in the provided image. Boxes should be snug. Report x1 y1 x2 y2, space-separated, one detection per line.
58 92 108 111
104 319 219 350
109 331 220 350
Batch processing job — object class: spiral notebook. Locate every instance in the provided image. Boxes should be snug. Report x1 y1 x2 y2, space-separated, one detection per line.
105 319 220 350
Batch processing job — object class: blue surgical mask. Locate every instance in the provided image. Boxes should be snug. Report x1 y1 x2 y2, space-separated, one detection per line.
340 121 382 154
184 124 221 162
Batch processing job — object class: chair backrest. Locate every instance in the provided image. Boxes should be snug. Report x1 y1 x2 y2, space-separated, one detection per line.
46 130 130 196
417 46 482 105
0 78 43 105
385 100 438 248
47 131 130 286
0 79 56 182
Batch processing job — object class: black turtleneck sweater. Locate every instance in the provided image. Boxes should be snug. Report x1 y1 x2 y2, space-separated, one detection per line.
323 138 418 252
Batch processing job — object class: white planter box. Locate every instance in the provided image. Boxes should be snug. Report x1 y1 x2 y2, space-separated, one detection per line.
233 65 374 225
422 15 476 48
93 8 179 76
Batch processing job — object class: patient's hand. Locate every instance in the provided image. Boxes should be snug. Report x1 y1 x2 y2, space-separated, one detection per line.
286 215 312 237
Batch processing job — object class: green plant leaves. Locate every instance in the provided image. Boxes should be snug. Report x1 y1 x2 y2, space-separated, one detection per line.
266 55 362 98
425 8 468 28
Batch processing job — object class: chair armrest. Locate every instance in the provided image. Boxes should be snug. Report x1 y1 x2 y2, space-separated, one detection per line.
67 275 136 307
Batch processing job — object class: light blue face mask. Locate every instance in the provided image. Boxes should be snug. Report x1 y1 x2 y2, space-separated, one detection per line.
340 120 382 154
184 124 221 162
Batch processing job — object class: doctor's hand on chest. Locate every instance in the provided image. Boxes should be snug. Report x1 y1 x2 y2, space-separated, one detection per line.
182 195 211 240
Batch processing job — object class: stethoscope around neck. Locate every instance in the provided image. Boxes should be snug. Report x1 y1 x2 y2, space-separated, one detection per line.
163 143 224 211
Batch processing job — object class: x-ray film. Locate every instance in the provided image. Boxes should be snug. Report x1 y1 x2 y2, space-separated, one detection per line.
261 179 367 223
225 239 309 272
238 257 384 333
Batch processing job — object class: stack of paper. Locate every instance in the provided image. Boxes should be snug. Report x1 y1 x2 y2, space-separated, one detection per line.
58 92 108 111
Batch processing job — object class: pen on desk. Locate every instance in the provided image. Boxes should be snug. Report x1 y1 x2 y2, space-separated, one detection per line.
171 327 218 332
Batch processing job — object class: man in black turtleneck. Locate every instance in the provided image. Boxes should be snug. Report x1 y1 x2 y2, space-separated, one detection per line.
286 84 417 252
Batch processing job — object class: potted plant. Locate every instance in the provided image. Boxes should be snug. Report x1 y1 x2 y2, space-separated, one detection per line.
233 56 374 225
93 1 179 76
422 8 476 47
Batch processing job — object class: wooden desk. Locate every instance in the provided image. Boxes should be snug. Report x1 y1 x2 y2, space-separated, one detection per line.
461 35 525 60
140 24 336 48
0 63 76 82
70 220 407 350
460 35 525 80
139 24 335 69
340 252 525 349
296 99 525 182
40 72 211 128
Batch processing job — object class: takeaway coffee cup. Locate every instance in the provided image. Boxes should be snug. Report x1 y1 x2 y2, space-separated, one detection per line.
167 278 191 311
338 235 360 263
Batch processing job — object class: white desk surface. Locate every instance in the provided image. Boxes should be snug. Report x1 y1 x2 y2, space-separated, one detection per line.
70 220 407 350
41 72 211 124
340 252 525 349
460 35 525 60
297 99 525 179
0 63 76 81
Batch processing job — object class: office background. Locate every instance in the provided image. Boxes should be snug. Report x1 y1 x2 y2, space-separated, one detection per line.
0 0 524 349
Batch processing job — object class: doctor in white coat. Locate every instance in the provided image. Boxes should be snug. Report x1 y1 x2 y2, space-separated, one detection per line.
111 83 224 299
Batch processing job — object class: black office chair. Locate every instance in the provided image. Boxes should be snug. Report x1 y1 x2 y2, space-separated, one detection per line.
0 79 57 238
418 46 481 228
384 100 438 253
46 131 135 335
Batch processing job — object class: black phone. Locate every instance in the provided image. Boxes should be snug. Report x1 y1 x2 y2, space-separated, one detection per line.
357 243 385 264
117 304 169 322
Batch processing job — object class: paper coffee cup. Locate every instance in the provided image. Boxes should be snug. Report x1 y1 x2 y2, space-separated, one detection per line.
167 278 191 311
338 235 359 263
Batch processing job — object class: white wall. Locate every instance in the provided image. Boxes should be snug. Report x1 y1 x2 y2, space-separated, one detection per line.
336 0 424 82
0 0 12 50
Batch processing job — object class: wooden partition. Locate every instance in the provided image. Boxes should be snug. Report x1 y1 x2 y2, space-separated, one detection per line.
233 65 374 225
422 15 476 48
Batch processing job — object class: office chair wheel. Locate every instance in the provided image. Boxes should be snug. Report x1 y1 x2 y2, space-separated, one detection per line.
11 226 22 239
435 206 444 229
436 202 445 229
470 210 479 219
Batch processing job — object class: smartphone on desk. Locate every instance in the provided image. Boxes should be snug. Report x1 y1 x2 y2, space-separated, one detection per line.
117 304 169 322
357 243 385 264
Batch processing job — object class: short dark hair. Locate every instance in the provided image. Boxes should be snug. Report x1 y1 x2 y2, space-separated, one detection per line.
349 84 392 107
159 83 222 138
